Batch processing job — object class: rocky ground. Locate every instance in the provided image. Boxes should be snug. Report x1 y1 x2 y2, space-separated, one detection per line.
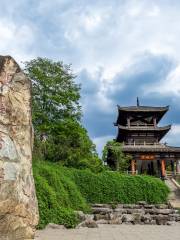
35 181 180 240
35 223 180 240
77 203 180 226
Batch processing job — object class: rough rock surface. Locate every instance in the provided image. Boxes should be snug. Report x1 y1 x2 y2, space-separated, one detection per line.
76 203 180 226
0 56 39 239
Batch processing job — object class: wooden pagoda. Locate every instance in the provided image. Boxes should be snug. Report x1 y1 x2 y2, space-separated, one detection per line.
108 100 180 179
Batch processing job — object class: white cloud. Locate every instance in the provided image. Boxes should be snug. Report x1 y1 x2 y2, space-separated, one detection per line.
45 0 180 84
2 0 180 77
127 1 160 18
82 13 102 32
0 18 36 63
1 0 180 155
163 124 180 146
150 65 180 96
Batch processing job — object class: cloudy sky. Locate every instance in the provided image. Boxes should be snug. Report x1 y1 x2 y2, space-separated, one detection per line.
1 0 180 155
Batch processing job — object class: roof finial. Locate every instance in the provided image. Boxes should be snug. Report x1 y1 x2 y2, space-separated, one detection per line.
137 97 140 107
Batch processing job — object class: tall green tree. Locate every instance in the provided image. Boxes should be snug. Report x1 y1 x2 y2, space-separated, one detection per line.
25 58 102 172
25 58 81 132
102 140 131 172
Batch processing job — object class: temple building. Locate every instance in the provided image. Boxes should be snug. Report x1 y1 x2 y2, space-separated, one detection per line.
108 99 180 179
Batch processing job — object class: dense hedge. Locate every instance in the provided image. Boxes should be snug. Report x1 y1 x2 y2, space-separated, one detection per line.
69 169 169 204
33 163 90 229
33 162 169 228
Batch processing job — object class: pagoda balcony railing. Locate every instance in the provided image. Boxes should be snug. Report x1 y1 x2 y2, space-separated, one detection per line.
166 171 180 177
126 124 155 127
123 142 161 146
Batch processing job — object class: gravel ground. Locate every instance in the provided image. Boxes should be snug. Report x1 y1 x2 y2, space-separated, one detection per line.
35 224 180 240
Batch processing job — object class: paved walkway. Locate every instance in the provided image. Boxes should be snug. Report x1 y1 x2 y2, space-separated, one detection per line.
165 178 180 208
35 224 180 240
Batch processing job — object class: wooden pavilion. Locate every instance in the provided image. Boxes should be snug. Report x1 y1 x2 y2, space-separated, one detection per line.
108 100 180 179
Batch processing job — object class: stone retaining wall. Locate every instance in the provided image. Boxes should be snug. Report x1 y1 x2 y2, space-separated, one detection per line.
77 202 180 227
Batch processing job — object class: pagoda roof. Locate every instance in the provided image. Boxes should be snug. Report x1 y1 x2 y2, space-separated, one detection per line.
115 105 169 125
116 125 171 141
117 105 169 112
122 144 180 153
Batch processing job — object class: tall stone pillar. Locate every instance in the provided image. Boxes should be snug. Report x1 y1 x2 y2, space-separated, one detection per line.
0 56 39 239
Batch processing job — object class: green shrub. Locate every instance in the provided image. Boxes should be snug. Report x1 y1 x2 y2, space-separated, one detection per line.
67 169 169 204
34 174 78 229
33 162 169 229
34 163 89 211
33 162 89 229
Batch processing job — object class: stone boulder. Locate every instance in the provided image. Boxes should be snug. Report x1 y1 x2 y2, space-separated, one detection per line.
77 220 98 228
45 223 66 230
0 56 39 239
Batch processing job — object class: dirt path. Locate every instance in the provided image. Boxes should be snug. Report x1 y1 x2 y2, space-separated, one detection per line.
35 224 180 240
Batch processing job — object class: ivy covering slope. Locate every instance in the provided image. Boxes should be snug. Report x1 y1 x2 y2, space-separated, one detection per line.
70 169 169 204
33 162 90 229
33 162 169 229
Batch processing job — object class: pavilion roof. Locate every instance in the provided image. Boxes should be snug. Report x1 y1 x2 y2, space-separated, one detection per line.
116 124 171 142
115 105 169 125
122 144 180 153
117 105 169 112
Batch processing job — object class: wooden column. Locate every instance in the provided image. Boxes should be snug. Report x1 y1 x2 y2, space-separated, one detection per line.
157 160 161 177
176 160 180 174
127 118 130 127
131 160 136 175
171 160 175 177
161 159 166 179
153 117 157 127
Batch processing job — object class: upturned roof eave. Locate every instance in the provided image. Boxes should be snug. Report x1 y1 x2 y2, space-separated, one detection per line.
115 105 169 126
117 105 169 112
121 145 180 153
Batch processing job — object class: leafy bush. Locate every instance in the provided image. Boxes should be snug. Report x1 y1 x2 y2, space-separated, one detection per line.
34 174 78 229
33 162 169 228
70 170 169 204
33 162 90 229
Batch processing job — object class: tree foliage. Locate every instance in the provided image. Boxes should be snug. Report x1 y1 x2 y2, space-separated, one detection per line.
25 58 102 171
102 140 131 172
25 58 81 130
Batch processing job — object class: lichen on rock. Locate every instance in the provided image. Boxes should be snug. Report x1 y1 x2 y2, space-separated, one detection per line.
0 56 39 240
